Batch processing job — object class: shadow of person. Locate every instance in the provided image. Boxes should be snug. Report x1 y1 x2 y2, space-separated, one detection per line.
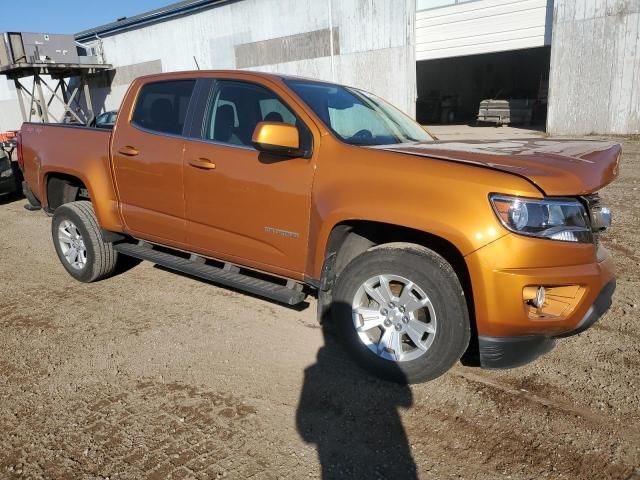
296 318 417 479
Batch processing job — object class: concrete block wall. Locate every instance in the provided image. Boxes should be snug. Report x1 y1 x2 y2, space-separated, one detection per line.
81 0 417 119
547 0 640 135
0 0 417 131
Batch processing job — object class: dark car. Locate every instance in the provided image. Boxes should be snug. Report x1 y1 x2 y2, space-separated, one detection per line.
91 111 118 129
0 136 21 198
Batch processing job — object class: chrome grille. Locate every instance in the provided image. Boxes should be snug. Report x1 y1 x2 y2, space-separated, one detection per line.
581 193 610 246
583 193 601 210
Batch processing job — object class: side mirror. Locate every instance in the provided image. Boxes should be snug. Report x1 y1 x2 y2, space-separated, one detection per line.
252 122 301 157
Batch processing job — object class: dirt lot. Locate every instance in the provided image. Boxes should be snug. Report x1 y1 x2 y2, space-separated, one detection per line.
0 138 639 480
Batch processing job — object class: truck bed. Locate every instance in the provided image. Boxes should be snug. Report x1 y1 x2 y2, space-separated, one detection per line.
20 123 122 230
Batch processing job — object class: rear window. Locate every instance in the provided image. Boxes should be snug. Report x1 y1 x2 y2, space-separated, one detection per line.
132 80 195 135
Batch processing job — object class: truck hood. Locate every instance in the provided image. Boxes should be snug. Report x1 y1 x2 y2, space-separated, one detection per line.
372 139 621 196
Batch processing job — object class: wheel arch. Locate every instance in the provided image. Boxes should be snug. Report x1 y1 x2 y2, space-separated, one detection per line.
321 220 472 294
45 172 90 211
316 219 479 364
41 168 124 233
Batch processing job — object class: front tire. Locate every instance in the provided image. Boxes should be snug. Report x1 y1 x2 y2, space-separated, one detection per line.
332 243 470 384
51 201 119 282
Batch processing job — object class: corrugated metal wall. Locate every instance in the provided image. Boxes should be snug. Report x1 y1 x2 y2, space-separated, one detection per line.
547 0 640 135
416 0 552 61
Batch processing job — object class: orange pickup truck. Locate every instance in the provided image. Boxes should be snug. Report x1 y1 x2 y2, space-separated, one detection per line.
18 71 619 383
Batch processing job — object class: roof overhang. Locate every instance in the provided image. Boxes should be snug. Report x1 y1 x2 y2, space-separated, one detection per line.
75 0 237 42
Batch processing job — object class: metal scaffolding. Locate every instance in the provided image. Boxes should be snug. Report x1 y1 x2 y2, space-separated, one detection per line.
0 61 112 125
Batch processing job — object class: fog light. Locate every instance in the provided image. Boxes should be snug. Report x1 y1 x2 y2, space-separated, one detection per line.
523 286 546 308
534 286 546 308
526 285 585 320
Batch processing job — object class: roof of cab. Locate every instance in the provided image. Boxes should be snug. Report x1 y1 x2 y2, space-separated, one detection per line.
133 70 340 86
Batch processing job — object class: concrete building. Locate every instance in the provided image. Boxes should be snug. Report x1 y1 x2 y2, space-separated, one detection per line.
547 0 640 135
74 0 417 123
0 0 638 135
415 0 553 125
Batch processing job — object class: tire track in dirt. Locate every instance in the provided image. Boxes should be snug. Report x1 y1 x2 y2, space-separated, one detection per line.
455 370 640 445
409 401 634 480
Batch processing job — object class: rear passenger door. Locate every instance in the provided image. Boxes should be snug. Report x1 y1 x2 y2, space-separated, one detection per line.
112 79 195 246
182 79 316 274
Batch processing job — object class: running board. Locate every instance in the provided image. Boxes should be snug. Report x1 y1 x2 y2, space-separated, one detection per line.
113 242 306 306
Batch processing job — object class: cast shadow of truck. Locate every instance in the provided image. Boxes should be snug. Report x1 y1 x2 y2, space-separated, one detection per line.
296 306 418 479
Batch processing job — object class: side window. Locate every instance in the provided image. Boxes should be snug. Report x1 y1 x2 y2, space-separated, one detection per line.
132 80 196 135
259 99 297 125
203 81 298 147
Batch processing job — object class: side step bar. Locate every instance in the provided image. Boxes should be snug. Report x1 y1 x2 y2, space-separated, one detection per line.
113 242 306 306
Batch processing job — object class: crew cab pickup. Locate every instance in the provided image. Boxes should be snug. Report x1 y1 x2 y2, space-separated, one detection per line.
18 71 619 383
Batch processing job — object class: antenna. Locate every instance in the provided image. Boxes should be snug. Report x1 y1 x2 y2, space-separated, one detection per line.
193 56 200 70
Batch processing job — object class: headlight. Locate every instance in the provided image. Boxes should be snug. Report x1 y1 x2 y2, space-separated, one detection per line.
490 194 592 243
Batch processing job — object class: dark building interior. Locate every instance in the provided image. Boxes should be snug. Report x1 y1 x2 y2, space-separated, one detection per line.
416 46 551 126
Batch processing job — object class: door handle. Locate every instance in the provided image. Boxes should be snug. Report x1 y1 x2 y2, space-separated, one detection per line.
118 146 139 156
188 158 217 170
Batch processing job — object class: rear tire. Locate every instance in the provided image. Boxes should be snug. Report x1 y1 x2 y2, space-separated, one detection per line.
51 201 119 282
332 243 470 384
23 181 40 208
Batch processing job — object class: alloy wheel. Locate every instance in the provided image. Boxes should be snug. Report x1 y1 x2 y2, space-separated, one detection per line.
57 220 87 270
351 274 437 362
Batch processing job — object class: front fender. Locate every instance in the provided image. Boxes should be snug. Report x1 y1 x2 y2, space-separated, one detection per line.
306 148 542 279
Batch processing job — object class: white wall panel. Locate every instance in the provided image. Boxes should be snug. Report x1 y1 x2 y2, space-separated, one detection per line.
0 77 18 131
0 99 23 132
87 0 416 115
416 0 552 60
547 0 640 135
0 0 417 128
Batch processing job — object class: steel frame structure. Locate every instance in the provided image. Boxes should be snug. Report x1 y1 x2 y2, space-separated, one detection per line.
0 62 111 125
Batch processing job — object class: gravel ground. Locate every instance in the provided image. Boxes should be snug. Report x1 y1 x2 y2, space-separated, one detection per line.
0 138 638 480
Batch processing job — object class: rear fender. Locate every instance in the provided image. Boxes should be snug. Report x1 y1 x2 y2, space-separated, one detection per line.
41 164 123 232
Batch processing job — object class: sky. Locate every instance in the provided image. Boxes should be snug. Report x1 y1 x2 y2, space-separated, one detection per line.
0 0 177 34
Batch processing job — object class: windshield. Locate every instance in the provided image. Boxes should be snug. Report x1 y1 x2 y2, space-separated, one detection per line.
284 79 432 146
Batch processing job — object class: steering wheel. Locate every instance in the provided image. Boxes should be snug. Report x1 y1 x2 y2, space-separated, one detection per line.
350 129 373 142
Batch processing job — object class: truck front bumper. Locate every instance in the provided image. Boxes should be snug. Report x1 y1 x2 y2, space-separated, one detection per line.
478 280 615 368
465 233 616 369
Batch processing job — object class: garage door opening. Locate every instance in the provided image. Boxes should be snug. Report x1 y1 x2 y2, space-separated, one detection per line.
416 46 551 129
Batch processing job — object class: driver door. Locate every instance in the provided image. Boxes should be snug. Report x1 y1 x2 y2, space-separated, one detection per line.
183 79 316 274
